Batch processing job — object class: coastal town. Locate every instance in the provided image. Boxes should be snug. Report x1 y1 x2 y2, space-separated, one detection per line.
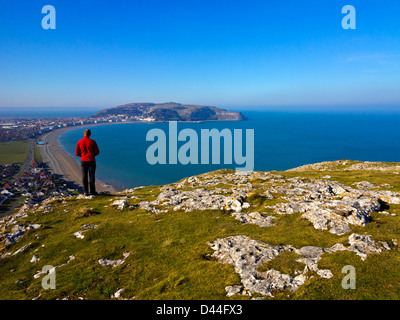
0 113 154 142
0 156 74 215
0 114 133 216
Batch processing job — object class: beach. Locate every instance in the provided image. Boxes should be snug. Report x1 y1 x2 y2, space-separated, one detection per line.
39 125 120 194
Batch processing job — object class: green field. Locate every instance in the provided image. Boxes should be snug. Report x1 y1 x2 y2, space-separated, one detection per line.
33 144 43 163
0 140 29 165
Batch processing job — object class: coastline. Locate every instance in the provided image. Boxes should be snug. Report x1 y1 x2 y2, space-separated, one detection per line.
36 119 246 195
38 123 127 194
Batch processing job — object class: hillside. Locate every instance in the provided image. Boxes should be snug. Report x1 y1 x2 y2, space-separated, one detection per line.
0 160 399 300
92 102 247 121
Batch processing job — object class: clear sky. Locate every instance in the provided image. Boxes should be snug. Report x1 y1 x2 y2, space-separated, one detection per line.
1 0 399 111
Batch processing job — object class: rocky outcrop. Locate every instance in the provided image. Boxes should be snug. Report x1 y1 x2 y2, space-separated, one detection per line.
265 178 400 235
133 171 400 235
209 234 390 297
347 233 390 261
287 160 400 172
136 185 277 227
3 224 41 246
208 235 301 297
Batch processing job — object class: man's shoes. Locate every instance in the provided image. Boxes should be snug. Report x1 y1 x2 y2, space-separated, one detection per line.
90 192 99 196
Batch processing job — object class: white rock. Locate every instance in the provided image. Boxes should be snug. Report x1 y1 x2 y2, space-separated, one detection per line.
30 255 39 263
73 231 85 239
242 202 250 209
317 269 333 279
76 194 94 199
111 199 129 210
225 285 243 297
27 224 41 230
112 289 125 299
98 252 130 268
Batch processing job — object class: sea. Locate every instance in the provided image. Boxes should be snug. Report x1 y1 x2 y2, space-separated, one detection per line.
54 110 400 190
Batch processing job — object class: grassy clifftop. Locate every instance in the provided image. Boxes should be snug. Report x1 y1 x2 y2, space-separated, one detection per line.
1 160 399 300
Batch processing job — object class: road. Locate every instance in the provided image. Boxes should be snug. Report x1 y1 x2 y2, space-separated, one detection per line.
9 139 34 184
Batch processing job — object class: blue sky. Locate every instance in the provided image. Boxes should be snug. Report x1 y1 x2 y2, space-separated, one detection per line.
1 0 399 111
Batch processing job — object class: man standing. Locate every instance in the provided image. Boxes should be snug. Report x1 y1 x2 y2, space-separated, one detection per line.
75 129 100 196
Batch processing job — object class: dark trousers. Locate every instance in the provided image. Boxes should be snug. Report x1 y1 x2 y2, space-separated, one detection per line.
81 161 96 195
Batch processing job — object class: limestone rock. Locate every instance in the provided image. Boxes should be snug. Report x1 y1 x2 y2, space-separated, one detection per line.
232 211 276 227
347 233 388 261
209 233 390 297
111 288 125 299
98 252 130 268
266 178 400 235
81 224 98 229
111 199 129 210
225 285 243 297
30 255 39 263
73 231 85 239
76 194 94 200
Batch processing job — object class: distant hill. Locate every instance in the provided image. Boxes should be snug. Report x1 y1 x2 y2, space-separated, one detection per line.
92 102 247 121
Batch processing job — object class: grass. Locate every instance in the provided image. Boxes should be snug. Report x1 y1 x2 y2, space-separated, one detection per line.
0 162 399 300
0 140 29 165
257 251 305 277
33 144 43 163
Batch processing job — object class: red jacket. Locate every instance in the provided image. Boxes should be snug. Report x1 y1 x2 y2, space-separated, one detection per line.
75 136 100 161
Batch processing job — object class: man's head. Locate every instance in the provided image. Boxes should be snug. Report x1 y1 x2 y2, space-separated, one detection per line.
84 129 91 137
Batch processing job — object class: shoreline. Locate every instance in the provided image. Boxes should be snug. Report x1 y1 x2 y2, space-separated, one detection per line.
36 119 246 195
38 123 130 194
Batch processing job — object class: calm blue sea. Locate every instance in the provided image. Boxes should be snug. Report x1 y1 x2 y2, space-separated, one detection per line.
58 111 400 190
